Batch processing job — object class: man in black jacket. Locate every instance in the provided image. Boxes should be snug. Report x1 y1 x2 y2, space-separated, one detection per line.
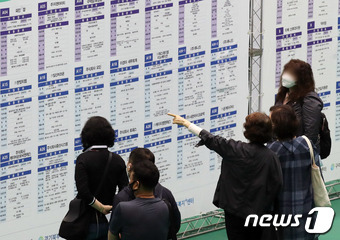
110 148 181 239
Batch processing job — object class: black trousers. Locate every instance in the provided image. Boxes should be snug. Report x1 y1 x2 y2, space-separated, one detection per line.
224 211 263 240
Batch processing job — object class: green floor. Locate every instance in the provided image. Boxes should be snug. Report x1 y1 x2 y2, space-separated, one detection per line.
188 199 340 240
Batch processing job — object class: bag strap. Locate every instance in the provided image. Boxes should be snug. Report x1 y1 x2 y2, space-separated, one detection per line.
301 135 316 166
94 152 113 196
163 199 176 240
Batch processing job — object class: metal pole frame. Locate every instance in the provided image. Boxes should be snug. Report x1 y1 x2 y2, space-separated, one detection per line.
248 0 264 113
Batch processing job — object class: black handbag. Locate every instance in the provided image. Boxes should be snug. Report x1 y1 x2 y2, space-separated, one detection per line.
59 152 113 239
58 198 93 239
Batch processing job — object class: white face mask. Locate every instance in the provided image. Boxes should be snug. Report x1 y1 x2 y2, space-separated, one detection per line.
281 73 296 89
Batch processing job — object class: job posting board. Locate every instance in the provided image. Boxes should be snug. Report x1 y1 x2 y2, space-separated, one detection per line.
0 1 249 239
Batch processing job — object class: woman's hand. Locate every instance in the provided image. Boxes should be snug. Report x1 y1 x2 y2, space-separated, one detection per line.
92 199 112 214
168 113 191 128
101 205 112 215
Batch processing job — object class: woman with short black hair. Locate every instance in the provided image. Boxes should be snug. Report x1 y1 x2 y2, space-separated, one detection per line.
80 116 116 150
168 112 283 240
75 116 128 240
268 105 320 240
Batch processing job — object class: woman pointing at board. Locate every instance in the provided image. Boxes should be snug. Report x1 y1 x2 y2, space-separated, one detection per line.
168 113 282 240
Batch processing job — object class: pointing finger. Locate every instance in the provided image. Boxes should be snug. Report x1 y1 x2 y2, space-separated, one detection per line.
167 113 177 117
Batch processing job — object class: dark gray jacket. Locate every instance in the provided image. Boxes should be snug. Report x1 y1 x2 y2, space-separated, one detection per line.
276 91 323 150
197 130 283 219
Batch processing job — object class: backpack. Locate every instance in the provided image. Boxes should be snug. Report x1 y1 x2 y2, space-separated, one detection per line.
319 112 331 159
297 95 331 159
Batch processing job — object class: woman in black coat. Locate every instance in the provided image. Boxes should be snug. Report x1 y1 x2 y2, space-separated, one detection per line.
275 59 323 151
168 112 283 240
75 116 128 240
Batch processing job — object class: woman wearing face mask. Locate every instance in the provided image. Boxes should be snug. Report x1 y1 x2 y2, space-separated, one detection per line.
275 59 323 152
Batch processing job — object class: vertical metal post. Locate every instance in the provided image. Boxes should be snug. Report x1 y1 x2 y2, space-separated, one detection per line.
248 0 263 113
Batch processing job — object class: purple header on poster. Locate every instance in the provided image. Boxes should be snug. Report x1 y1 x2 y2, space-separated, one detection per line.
111 0 137 4
1 13 32 22
38 21 68 30
144 58 172 67
211 44 237 53
38 2 48 11
0 97 32 108
179 0 203 5
178 51 205 60
307 21 315 29
1 27 32 36
1 85 32 94
145 3 173 12
144 70 172 79
110 65 139 73
75 2 104 10
211 57 237 65
307 26 332 34
178 63 205 72
75 0 84 6
307 38 332 46
75 84 104 93
276 44 302 52
75 71 104 80
0 80 9 90
39 7 69 16
38 91 69 100
111 9 139 18
276 32 302 40
276 27 284 36
110 78 139 86
0 8 9 17
75 15 104 23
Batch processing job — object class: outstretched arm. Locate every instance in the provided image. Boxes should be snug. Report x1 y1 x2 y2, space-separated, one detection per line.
168 113 239 158
167 113 202 135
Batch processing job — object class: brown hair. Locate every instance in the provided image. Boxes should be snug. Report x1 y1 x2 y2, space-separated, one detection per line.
270 105 299 140
276 59 315 103
243 112 272 144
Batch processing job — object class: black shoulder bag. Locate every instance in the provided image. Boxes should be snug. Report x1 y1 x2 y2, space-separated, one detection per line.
59 152 113 239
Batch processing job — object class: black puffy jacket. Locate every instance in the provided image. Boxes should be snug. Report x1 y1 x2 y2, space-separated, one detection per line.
276 91 324 150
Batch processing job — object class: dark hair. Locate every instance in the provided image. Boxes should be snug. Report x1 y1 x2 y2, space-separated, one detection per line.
129 148 155 164
243 112 272 144
276 59 315 103
80 116 115 150
131 161 159 190
270 105 299 140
